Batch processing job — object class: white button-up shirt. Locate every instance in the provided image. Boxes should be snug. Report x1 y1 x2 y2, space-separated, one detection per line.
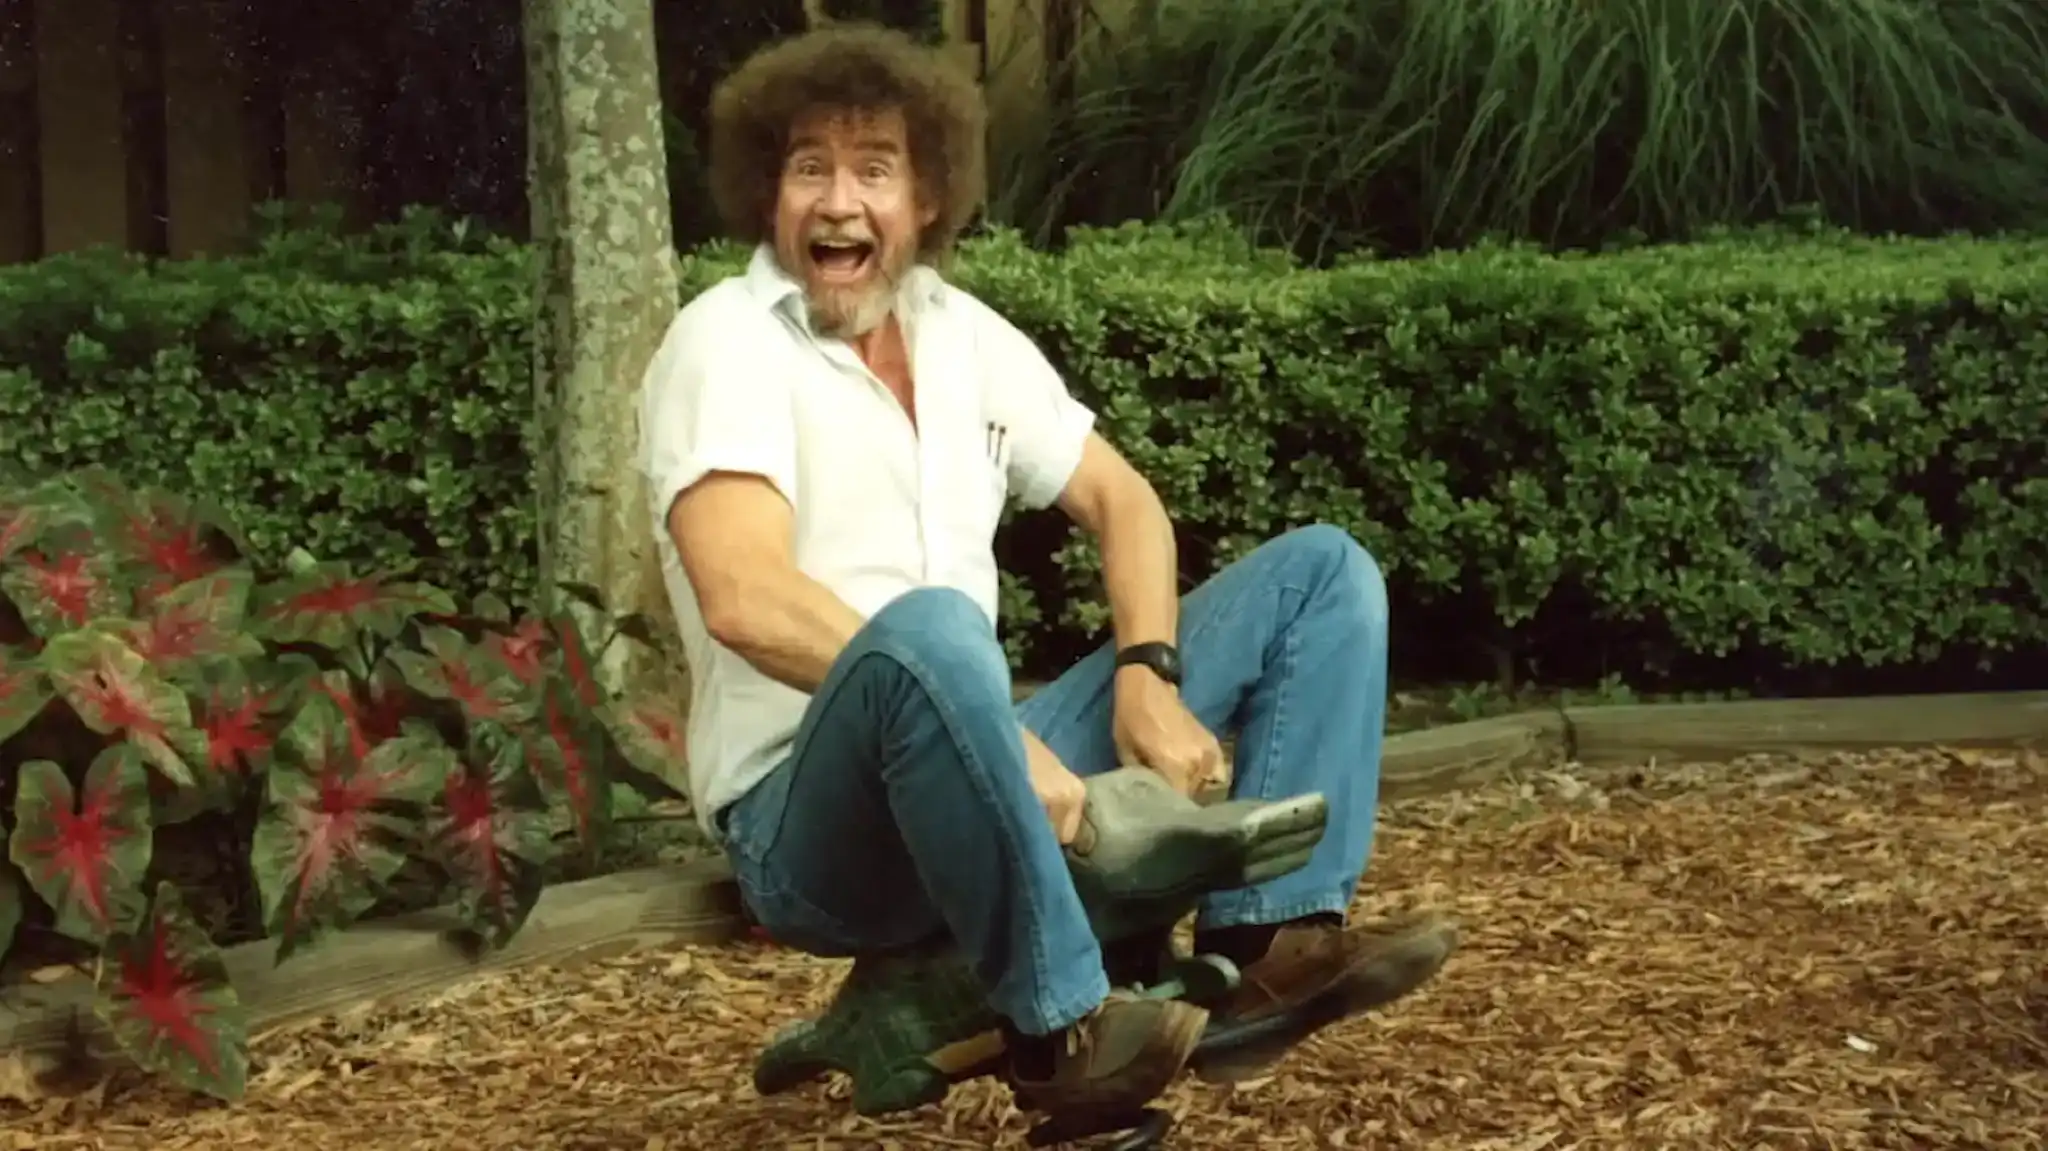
638 245 1097 836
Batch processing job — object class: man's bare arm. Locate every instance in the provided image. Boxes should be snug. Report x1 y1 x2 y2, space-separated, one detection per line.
1056 432 1181 657
667 472 866 693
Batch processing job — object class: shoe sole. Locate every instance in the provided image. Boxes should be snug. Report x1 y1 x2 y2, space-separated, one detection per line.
1188 919 1460 1084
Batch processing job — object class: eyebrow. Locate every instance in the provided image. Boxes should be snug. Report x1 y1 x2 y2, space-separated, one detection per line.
787 134 905 156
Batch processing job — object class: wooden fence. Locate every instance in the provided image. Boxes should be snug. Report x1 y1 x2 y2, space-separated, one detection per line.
0 0 1087 266
0 0 358 264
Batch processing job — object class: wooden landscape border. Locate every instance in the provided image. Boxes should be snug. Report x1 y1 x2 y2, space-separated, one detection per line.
4 689 2043 1066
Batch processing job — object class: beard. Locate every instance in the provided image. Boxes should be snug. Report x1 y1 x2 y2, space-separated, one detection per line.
805 276 900 339
795 230 918 339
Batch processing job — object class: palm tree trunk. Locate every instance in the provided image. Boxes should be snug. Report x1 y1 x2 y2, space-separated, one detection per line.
522 0 684 702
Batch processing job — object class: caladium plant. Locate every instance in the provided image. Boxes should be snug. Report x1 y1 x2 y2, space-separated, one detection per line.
40 623 211 789
117 564 266 686
0 479 85 567
614 693 691 782
0 468 695 1104
1 522 126 638
253 557 458 655
97 882 249 1101
72 471 245 607
190 662 295 783
251 687 456 961
8 747 156 943
430 721 552 948
532 673 612 848
387 623 538 729
0 638 49 744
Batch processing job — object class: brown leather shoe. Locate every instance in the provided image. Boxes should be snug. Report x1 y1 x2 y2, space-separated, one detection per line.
1009 990 1209 1119
1190 909 1458 1083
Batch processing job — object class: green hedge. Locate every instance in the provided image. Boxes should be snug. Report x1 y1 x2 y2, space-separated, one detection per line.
1 214 2042 684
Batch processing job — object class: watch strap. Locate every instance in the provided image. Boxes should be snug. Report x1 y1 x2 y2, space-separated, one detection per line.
1114 641 1183 686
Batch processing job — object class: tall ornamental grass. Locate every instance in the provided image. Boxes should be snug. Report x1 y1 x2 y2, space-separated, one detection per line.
985 0 2048 259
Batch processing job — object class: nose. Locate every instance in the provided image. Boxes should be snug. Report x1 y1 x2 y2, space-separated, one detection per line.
817 167 861 221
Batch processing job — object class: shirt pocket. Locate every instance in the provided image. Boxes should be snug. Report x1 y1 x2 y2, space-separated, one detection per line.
967 435 1014 545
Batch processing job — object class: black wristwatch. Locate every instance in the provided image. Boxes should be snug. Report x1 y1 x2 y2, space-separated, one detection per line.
1114 641 1183 687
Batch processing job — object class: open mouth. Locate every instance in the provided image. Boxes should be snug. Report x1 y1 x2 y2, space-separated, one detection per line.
808 238 875 281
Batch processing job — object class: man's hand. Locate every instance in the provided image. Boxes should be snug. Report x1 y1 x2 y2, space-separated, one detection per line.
1022 727 1087 845
1112 669 1226 796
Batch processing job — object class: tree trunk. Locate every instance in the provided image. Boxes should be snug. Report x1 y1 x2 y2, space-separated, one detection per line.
522 0 684 702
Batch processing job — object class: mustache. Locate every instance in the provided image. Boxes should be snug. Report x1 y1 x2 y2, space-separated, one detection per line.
806 227 876 245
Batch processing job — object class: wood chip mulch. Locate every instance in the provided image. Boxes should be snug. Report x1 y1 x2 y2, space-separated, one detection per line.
4 745 2044 1150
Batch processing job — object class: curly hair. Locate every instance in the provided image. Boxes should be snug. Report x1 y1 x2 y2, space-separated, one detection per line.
706 23 987 262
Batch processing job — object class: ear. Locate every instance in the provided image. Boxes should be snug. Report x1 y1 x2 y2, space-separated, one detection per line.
919 202 940 229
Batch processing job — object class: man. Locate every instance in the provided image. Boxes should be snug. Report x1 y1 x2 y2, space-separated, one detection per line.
638 23 1457 1122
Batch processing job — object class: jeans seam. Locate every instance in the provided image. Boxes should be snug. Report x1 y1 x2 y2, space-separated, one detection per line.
1240 584 1302 806
880 640 1094 1032
1195 587 1298 929
737 644 885 864
1197 576 1355 930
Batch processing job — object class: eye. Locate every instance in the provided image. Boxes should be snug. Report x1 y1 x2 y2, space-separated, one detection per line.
864 162 893 181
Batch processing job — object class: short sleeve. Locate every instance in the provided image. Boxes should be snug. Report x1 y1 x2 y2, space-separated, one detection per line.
637 293 800 527
968 299 1098 510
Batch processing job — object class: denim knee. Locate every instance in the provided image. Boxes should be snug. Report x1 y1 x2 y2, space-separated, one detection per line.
1276 524 1388 627
860 586 1011 687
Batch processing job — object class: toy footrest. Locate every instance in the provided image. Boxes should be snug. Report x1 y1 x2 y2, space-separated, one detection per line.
751 948 1004 1116
751 950 1243 1117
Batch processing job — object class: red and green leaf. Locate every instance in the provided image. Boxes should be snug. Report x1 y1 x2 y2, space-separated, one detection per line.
76 476 242 604
0 524 126 638
387 625 535 726
0 479 88 565
251 561 457 651
40 624 208 787
8 747 154 944
250 692 455 960
117 565 264 684
0 640 51 744
548 611 602 709
153 663 292 827
193 663 288 780
529 676 612 847
0 864 23 965
432 722 551 948
484 616 551 688
311 664 414 760
609 692 692 803
95 882 249 1102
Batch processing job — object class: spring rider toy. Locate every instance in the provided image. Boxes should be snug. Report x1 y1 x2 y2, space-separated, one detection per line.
750 766 1333 1148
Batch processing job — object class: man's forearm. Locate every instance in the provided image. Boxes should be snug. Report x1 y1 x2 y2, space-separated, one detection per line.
708 570 867 694
1096 478 1181 655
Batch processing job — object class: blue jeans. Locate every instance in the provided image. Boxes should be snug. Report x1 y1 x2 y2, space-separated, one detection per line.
717 524 1390 1036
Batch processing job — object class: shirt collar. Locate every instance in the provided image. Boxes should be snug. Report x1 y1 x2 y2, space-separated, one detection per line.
742 243 947 333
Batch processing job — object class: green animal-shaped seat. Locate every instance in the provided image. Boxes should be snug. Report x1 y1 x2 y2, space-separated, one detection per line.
751 767 1330 1118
